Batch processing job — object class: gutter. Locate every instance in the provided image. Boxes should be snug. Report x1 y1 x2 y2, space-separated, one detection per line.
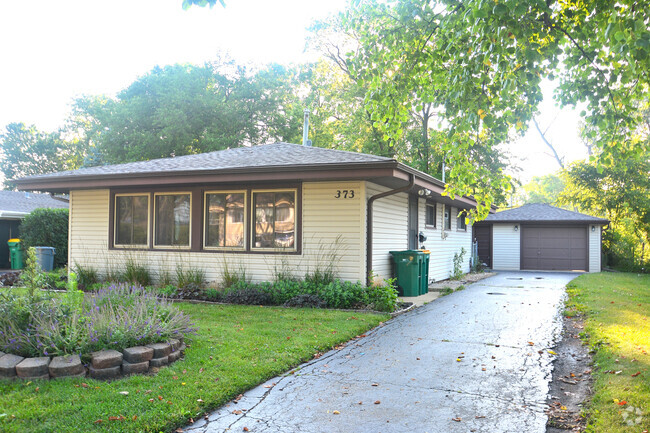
366 174 415 286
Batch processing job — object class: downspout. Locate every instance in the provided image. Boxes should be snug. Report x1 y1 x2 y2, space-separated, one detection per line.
366 174 415 286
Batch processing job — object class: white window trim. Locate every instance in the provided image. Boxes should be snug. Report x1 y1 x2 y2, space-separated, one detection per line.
153 192 192 249
203 190 247 251
443 205 452 231
114 193 150 248
251 188 298 252
425 202 437 228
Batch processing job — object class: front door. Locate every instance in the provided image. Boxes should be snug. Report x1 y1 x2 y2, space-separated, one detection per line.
408 194 418 250
473 225 492 268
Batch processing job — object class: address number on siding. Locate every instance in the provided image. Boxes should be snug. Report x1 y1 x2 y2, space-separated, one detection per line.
335 190 355 199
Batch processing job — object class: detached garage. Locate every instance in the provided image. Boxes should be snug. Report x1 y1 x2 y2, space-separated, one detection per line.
473 203 608 273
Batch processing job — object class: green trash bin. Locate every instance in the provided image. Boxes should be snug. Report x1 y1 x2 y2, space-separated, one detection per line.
420 250 430 295
389 250 425 297
7 238 24 270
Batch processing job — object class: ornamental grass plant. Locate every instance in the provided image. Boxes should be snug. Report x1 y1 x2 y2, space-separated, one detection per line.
0 284 196 358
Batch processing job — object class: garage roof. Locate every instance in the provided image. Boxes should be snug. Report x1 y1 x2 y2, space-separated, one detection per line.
0 191 68 218
484 203 608 224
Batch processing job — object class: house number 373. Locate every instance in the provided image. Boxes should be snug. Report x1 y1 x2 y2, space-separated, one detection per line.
335 190 355 199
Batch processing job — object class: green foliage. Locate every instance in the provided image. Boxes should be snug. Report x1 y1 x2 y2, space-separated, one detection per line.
220 261 250 288
123 258 152 287
73 262 100 291
313 0 650 219
0 284 195 357
304 235 345 286
0 123 83 189
561 158 649 272
521 174 565 205
451 247 467 280
40 268 69 291
72 61 304 166
20 248 42 297
19 208 69 268
367 278 399 312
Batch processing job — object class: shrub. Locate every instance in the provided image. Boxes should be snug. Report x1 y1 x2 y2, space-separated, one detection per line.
40 269 68 290
124 258 152 287
156 284 178 298
204 288 223 301
20 247 42 296
74 262 100 291
317 280 368 309
367 279 398 312
19 208 69 268
283 294 326 309
223 287 273 305
451 247 467 280
221 261 250 288
0 284 196 357
176 265 206 289
264 279 306 305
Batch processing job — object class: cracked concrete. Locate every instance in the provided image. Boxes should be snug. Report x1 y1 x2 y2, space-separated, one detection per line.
184 271 579 433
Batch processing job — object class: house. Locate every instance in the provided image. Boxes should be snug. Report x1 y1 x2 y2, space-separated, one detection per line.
473 203 608 272
13 143 480 285
0 191 69 268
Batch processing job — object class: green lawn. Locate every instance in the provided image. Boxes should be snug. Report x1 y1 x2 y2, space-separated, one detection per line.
565 272 650 432
0 302 388 433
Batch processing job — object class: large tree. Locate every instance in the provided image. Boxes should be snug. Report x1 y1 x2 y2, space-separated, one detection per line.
319 0 649 218
0 123 83 189
73 61 304 165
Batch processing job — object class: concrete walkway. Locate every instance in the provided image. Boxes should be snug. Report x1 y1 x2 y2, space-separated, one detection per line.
185 271 579 433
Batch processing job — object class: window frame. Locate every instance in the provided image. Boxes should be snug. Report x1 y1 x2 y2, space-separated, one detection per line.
251 188 298 252
457 209 467 232
153 192 192 250
444 205 452 231
425 202 437 228
203 190 247 251
113 193 151 248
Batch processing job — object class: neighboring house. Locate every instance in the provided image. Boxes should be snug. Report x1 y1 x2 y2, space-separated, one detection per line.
0 191 69 268
473 203 608 273
14 143 480 285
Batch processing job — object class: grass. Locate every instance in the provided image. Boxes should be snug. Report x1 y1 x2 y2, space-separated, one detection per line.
0 301 388 433
565 272 650 432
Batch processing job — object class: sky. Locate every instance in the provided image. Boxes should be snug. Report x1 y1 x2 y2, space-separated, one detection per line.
0 0 587 184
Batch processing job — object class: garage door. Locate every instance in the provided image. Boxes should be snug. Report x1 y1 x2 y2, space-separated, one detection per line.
521 225 588 271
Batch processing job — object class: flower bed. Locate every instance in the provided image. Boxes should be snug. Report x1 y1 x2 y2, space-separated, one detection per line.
0 284 195 380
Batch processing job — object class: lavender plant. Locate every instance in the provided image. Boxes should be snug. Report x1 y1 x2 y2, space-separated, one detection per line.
0 284 196 357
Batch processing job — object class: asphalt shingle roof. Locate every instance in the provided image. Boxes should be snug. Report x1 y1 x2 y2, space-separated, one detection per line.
17 143 394 181
484 203 608 223
0 191 68 214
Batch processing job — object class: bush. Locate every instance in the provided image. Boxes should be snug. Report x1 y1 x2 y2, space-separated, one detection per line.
0 284 196 357
223 287 273 305
176 265 206 289
283 294 326 309
317 280 368 309
221 261 250 288
41 269 68 290
74 262 100 291
19 208 69 268
367 279 398 312
124 258 152 287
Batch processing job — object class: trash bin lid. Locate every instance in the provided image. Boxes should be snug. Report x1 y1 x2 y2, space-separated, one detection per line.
8 238 20 243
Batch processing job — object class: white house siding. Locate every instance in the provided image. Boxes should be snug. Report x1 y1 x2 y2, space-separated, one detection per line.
68 182 367 285
588 225 602 273
419 198 473 282
492 224 521 270
366 182 408 282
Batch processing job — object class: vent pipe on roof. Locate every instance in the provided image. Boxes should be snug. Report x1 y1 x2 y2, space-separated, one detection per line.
302 109 312 146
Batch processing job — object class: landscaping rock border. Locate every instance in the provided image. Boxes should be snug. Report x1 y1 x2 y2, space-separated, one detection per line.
0 339 185 381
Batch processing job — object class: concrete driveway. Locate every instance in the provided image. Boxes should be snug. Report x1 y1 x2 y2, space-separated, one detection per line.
186 271 579 433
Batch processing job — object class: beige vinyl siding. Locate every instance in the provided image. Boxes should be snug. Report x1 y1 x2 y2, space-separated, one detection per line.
69 182 366 284
492 224 521 270
366 182 408 282
419 198 473 282
588 225 602 273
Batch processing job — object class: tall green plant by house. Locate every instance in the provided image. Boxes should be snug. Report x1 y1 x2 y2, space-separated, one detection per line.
20 247 42 297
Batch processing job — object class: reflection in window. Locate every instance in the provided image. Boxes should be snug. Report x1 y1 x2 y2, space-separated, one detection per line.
457 210 467 231
155 194 190 247
253 191 295 249
115 195 149 246
205 193 245 248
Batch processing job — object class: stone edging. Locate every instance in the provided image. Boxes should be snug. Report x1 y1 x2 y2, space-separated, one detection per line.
0 339 185 381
